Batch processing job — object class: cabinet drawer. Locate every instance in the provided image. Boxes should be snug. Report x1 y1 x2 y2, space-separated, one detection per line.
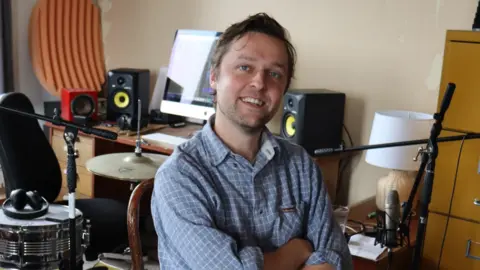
438 41 480 133
430 131 480 221
51 130 94 167
424 214 480 269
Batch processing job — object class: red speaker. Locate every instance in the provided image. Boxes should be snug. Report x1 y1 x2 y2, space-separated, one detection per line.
60 88 98 124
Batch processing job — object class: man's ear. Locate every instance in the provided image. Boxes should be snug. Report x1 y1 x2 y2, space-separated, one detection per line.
209 67 217 88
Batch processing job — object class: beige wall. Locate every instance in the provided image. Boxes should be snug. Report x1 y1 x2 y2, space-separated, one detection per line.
99 0 478 205
11 0 478 204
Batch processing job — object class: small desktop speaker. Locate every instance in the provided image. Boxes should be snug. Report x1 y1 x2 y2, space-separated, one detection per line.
280 89 346 155
60 88 98 125
107 68 150 130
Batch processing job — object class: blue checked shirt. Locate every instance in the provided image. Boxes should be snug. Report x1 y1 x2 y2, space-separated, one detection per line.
151 117 353 269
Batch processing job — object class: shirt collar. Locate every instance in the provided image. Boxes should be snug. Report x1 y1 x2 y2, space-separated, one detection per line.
201 114 280 166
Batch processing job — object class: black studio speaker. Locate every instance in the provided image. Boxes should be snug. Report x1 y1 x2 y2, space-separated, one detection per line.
474 1 480 30
280 89 346 155
107 68 150 130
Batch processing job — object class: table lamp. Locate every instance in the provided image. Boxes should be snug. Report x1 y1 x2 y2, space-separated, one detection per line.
365 110 434 211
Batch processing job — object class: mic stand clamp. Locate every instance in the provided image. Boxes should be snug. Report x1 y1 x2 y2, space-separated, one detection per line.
57 110 81 270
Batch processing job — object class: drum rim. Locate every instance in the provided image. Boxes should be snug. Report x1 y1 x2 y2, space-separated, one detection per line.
0 204 83 230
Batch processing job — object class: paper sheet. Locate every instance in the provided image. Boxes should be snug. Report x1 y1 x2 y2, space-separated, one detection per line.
348 234 386 261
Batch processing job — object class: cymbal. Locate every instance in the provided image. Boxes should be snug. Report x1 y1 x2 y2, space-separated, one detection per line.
85 153 169 181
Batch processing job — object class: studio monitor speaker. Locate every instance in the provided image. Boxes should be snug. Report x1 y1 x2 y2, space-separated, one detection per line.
280 89 346 155
107 68 150 130
60 88 98 125
107 68 150 119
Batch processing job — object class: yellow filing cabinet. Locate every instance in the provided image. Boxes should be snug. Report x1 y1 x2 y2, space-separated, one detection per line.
422 30 480 269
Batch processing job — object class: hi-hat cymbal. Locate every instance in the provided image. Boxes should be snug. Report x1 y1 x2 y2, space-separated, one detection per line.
85 153 169 181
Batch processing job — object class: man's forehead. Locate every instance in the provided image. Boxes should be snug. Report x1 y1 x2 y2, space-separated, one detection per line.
227 33 288 63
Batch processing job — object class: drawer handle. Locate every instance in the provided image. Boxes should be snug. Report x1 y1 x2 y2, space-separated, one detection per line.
474 198 480 206
466 239 480 261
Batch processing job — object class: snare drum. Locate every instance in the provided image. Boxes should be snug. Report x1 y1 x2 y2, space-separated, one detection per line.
0 204 89 270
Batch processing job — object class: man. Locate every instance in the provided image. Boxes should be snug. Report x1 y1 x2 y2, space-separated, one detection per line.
151 13 353 270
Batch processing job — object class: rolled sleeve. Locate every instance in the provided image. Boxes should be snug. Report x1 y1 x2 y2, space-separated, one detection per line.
305 249 342 266
302 152 353 270
151 153 264 270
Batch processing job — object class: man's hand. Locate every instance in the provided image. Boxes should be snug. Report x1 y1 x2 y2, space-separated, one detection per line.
302 264 336 270
263 238 313 270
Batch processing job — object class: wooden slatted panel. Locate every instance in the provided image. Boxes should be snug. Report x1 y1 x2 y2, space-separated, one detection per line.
29 0 105 97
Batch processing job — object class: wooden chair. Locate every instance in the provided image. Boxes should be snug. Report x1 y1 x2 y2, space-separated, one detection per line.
127 179 155 270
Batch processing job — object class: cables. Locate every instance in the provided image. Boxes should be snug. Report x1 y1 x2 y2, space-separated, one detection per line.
436 134 467 269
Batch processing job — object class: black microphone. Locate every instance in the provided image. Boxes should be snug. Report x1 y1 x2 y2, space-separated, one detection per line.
82 126 118 140
385 189 400 248
437 82 456 121
314 148 336 155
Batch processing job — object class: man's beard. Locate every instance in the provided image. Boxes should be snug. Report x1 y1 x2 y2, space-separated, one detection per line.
217 100 272 135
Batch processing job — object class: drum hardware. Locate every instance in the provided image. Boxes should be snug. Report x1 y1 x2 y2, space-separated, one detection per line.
82 219 92 251
86 100 168 184
0 101 118 270
0 204 88 270
98 247 148 263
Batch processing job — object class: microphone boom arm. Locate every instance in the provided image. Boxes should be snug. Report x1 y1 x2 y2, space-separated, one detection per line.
0 104 117 140
314 133 480 156
313 83 480 270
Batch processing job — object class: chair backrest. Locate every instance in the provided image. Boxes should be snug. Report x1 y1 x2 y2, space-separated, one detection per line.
0 92 61 202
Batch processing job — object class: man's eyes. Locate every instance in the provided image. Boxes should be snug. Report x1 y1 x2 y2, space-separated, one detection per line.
237 65 283 79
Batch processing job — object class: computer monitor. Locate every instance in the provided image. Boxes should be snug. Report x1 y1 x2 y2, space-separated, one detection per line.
160 29 222 121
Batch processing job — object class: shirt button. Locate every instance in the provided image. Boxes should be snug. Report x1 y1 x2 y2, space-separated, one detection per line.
232 163 237 168
258 209 263 214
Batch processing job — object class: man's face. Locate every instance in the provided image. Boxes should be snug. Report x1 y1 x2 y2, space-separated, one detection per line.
210 32 288 133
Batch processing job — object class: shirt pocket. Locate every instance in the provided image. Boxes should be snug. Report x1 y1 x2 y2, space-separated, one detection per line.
270 201 306 247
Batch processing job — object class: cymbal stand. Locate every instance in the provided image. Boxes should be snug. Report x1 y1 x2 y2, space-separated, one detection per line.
131 99 147 192
135 99 143 158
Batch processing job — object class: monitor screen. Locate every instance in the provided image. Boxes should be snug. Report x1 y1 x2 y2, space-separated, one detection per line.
160 29 222 121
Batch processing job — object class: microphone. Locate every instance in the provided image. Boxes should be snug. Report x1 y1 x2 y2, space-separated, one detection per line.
314 148 336 155
82 126 118 140
385 189 400 248
437 82 456 121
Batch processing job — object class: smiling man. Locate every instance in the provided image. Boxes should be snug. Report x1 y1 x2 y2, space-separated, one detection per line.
151 13 353 270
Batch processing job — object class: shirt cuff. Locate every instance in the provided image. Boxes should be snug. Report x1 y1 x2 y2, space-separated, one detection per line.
304 250 341 268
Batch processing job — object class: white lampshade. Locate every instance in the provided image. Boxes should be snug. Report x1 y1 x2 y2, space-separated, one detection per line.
365 110 434 171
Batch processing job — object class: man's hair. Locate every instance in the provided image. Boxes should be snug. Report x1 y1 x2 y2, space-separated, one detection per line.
211 12 297 92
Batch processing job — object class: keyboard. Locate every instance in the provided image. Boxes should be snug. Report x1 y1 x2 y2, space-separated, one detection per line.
142 132 188 146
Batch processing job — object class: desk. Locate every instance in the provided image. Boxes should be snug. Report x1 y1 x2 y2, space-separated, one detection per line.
45 122 343 203
349 197 418 270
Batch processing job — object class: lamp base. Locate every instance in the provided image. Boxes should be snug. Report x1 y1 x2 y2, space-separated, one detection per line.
376 170 419 212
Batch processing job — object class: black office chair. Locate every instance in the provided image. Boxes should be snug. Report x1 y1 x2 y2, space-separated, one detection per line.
0 92 129 261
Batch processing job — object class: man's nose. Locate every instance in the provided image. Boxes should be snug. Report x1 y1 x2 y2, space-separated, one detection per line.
250 71 266 90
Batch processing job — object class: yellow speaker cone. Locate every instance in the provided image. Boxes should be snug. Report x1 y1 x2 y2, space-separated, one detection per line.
113 91 130 109
285 115 296 137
